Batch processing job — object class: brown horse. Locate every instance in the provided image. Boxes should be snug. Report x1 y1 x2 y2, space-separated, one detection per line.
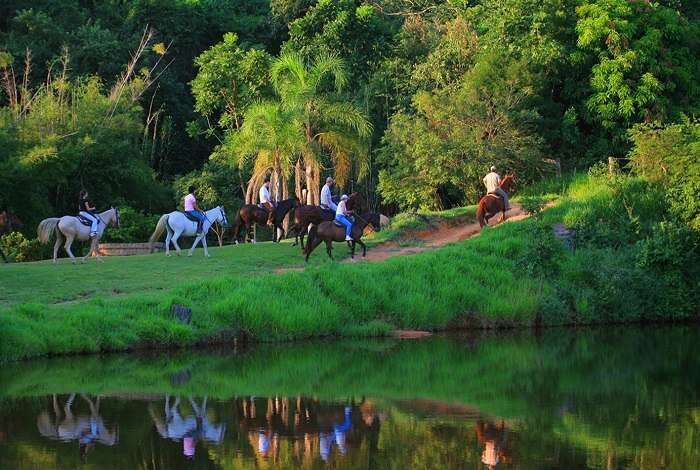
305 212 381 261
0 210 23 262
290 192 366 249
232 197 299 244
476 175 516 228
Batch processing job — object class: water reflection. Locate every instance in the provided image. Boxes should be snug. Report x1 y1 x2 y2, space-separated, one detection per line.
1 326 699 469
37 394 118 460
149 395 225 458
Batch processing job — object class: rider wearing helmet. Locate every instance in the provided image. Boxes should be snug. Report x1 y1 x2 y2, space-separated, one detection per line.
335 194 354 241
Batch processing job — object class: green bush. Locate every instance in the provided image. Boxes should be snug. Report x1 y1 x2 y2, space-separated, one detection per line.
102 206 160 243
0 232 47 262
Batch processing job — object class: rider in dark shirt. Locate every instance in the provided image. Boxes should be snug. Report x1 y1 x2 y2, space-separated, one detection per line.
78 190 99 237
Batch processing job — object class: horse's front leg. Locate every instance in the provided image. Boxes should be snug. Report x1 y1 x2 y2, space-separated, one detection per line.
188 231 203 256
64 236 77 264
91 237 104 263
350 240 356 259
325 240 333 260
357 239 367 257
171 231 183 255
201 234 210 257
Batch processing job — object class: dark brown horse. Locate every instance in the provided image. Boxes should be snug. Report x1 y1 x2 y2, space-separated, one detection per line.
0 210 23 262
232 198 299 244
476 175 516 228
305 212 380 261
290 192 366 249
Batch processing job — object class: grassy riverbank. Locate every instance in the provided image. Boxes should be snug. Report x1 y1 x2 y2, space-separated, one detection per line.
1 172 698 362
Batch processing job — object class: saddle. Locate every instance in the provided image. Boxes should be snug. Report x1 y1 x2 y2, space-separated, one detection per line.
181 211 200 222
76 214 97 226
486 192 504 201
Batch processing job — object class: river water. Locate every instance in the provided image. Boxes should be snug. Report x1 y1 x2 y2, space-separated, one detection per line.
0 326 698 469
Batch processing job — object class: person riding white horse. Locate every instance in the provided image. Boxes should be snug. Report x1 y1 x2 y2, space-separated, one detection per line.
78 190 99 238
37 206 120 264
149 205 228 257
184 185 206 235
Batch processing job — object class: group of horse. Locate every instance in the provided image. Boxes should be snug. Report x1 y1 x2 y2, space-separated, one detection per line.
5 175 513 264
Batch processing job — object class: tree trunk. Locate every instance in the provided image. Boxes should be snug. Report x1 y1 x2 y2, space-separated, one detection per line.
295 160 303 200
305 162 314 205
282 173 290 234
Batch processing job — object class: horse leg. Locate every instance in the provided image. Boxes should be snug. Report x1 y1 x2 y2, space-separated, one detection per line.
171 230 183 256
325 240 333 260
299 223 309 250
88 237 104 263
350 241 356 259
201 234 210 257
357 239 367 257
53 230 65 264
64 236 77 264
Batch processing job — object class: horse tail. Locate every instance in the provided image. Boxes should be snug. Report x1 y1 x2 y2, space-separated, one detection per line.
476 199 487 228
149 214 169 251
37 218 60 244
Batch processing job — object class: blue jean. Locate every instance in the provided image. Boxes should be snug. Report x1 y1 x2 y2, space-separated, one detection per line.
79 211 99 233
494 188 510 209
336 214 353 238
186 210 206 232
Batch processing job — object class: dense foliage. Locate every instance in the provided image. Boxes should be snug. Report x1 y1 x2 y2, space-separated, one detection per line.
1 0 698 235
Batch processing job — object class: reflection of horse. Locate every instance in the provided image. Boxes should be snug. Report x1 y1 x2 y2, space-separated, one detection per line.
149 395 226 459
37 208 120 264
305 212 381 261
149 206 228 257
290 192 366 250
37 393 118 459
475 419 511 469
232 198 299 244
476 175 516 228
0 210 23 262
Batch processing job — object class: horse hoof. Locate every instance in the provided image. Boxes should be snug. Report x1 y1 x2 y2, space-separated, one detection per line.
187 253 193 257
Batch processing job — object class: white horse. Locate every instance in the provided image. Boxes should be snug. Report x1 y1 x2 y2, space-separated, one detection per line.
37 208 120 264
149 206 228 257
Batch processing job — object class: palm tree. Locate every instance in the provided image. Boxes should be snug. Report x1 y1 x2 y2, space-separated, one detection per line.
226 101 303 204
270 53 372 204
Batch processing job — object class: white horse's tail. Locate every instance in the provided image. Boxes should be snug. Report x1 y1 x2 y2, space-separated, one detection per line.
149 214 169 252
37 218 60 244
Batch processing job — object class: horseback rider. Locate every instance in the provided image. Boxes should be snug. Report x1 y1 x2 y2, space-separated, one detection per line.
78 190 99 238
320 177 337 212
335 194 354 241
184 185 206 235
483 166 511 211
259 177 275 226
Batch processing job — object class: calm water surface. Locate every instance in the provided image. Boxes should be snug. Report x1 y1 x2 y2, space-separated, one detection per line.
1 326 699 469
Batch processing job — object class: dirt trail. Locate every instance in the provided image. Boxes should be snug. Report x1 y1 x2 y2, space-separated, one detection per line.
360 204 529 262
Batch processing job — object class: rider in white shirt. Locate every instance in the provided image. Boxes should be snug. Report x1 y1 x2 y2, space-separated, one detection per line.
259 177 275 226
320 177 337 212
335 195 354 241
483 165 511 210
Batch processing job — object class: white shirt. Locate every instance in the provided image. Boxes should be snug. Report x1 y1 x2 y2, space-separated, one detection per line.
259 185 271 204
320 184 337 210
336 200 348 217
483 172 501 193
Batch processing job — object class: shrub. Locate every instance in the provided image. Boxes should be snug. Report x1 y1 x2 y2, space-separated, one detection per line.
102 206 160 243
0 232 47 262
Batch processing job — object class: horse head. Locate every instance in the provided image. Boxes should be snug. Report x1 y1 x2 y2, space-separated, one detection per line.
501 174 516 193
218 206 229 227
348 192 366 212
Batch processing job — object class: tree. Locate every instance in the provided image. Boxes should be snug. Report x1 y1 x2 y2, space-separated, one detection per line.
272 53 372 203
